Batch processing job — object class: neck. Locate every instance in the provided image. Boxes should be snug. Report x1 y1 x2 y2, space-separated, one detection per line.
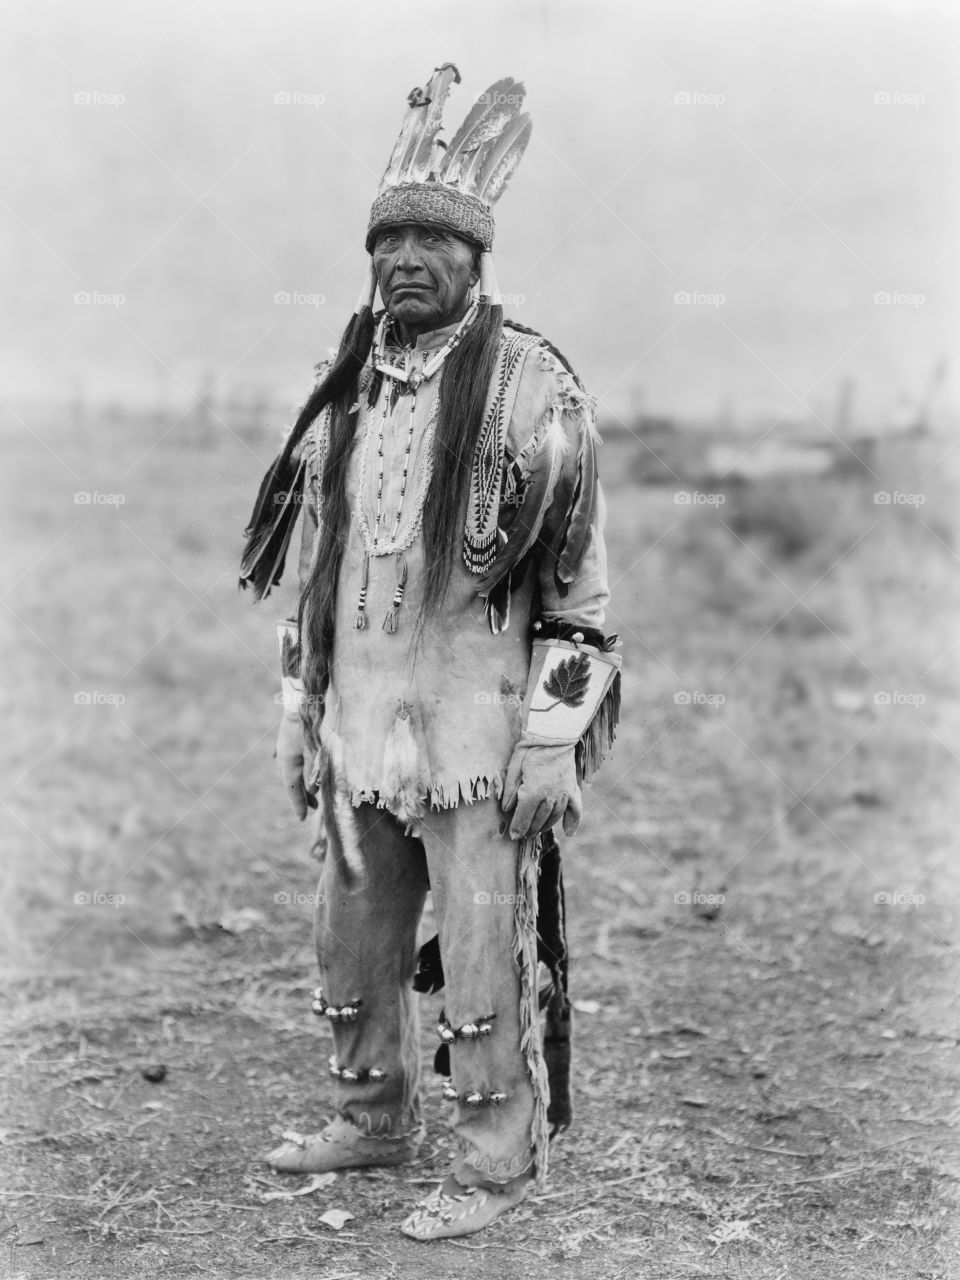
393 292 474 346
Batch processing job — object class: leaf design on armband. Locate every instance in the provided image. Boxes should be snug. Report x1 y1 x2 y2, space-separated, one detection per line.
534 651 591 713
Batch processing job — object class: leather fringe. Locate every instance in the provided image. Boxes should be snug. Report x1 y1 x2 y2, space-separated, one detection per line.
515 833 551 1191
576 669 622 783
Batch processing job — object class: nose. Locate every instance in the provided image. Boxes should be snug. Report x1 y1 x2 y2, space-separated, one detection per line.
395 232 424 273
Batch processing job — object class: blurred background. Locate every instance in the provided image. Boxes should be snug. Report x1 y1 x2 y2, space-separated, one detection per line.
2 3 959 1272
1 0 957 967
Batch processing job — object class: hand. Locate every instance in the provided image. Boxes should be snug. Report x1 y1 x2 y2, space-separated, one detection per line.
501 743 582 840
274 715 319 821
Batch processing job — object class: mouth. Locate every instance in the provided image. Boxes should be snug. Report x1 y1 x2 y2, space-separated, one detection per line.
390 283 432 297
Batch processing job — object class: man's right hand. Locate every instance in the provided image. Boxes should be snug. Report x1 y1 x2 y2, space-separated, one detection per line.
275 716 318 821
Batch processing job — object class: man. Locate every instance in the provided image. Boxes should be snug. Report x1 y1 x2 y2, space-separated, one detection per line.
240 64 621 1241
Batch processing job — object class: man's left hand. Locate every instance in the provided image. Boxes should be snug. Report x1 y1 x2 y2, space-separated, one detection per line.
502 743 582 840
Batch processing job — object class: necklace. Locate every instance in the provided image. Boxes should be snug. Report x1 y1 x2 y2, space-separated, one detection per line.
373 299 478 393
352 387 440 633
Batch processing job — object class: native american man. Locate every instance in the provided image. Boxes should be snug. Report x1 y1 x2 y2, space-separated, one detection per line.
241 65 621 1240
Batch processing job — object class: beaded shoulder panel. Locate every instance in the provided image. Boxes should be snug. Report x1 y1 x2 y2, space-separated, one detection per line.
462 327 543 575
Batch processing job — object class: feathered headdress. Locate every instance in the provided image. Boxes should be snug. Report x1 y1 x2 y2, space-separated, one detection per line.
365 64 532 264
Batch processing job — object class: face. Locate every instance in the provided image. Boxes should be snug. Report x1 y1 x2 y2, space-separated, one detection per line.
372 224 479 340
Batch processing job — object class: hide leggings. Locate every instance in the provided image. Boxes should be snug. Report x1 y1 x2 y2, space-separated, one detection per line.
312 795 540 1191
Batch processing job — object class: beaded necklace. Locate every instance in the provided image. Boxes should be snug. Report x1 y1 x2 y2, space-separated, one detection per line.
352 303 477 634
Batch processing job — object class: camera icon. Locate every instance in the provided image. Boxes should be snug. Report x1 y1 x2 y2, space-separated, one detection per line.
74 891 91 904
674 891 691 905
473 891 491 905
673 491 691 504
73 91 92 105
274 291 291 305
674 91 692 105
673 291 691 305
874 91 892 105
74 291 91 305
673 691 692 705
873 691 891 705
274 91 292 105
73 691 92 704
274 892 291 904
874 891 892 905
873 491 891 504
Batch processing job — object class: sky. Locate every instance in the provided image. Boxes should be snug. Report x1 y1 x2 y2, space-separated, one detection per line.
2 0 957 430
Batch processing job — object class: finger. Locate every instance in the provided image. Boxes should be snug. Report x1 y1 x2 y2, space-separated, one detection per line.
563 786 582 836
524 798 556 838
508 789 540 840
502 756 524 813
536 799 564 836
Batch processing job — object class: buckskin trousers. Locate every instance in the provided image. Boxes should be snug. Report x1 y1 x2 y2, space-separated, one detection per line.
311 794 542 1192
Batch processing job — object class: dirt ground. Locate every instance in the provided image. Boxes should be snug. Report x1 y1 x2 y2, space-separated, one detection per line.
2 412 958 1279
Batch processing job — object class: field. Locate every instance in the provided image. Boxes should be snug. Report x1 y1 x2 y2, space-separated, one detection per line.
1 402 958 1279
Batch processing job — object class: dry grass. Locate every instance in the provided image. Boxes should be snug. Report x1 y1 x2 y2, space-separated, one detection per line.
1 409 958 1278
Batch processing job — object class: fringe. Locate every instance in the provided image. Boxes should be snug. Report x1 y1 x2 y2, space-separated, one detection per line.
575 669 622 783
515 833 551 1192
